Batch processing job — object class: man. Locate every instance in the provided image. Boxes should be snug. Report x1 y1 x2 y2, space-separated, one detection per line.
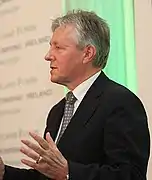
0 10 150 180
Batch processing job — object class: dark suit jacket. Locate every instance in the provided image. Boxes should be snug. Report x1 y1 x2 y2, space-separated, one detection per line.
4 72 150 180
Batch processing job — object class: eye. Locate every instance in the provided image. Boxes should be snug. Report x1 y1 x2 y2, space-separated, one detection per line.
56 45 61 49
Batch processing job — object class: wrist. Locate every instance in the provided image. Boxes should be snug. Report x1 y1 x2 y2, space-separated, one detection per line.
57 160 69 180
64 161 69 180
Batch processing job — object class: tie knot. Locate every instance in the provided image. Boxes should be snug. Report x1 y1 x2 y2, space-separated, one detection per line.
66 91 77 104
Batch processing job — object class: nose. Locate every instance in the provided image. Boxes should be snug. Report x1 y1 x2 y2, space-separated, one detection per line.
44 48 55 62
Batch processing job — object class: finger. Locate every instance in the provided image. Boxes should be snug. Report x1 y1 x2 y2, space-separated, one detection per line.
21 159 53 179
20 146 39 161
0 156 4 167
46 132 56 148
21 159 37 169
21 139 45 156
29 132 49 150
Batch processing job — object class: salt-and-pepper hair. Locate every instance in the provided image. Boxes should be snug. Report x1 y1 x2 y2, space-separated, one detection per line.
51 10 110 69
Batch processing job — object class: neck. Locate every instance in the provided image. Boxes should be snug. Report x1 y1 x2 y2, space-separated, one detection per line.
66 69 101 91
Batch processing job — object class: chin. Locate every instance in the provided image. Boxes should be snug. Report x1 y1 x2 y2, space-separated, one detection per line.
50 77 56 83
50 76 60 84
50 77 67 87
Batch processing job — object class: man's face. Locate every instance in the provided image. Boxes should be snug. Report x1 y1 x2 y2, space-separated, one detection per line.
45 25 85 88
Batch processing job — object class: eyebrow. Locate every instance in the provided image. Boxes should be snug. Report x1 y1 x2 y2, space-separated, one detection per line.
49 41 59 46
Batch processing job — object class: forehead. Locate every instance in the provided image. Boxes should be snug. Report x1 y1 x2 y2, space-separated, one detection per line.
54 24 75 34
51 24 77 43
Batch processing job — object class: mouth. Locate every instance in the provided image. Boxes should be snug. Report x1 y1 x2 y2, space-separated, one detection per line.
50 66 57 70
50 67 57 74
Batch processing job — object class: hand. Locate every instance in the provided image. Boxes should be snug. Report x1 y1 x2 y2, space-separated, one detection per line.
20 132 68 180
0 157 5 180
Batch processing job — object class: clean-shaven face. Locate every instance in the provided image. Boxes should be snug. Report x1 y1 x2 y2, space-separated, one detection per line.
45 25 85 88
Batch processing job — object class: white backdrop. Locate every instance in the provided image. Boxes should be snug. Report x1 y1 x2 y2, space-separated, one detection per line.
134 0 152 179
0 0 64 167
1 1 151 179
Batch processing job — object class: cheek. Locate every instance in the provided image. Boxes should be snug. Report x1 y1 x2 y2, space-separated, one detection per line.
56 55 70 70
56 51 82 73
57 62 69 74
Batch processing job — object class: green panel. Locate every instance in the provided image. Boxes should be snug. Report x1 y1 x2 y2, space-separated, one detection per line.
61 0 137 93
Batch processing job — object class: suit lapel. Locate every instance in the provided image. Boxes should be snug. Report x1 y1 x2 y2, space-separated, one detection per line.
48 99 65 140
57 72 110 145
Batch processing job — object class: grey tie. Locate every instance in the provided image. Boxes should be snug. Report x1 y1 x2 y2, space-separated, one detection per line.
57 91 77 142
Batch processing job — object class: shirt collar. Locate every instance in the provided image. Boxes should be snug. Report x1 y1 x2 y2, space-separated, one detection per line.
72 71 101 103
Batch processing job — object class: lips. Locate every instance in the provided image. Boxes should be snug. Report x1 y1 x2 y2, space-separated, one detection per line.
50 67 57 69
50 67 57 74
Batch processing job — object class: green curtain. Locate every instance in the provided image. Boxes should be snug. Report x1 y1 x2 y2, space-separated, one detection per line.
62 0 137 93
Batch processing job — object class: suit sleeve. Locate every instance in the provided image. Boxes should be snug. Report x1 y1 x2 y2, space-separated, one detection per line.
67 91 150 180
3 165 48 180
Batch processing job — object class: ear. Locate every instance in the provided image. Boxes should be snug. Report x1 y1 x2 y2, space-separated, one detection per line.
82 45 96 64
